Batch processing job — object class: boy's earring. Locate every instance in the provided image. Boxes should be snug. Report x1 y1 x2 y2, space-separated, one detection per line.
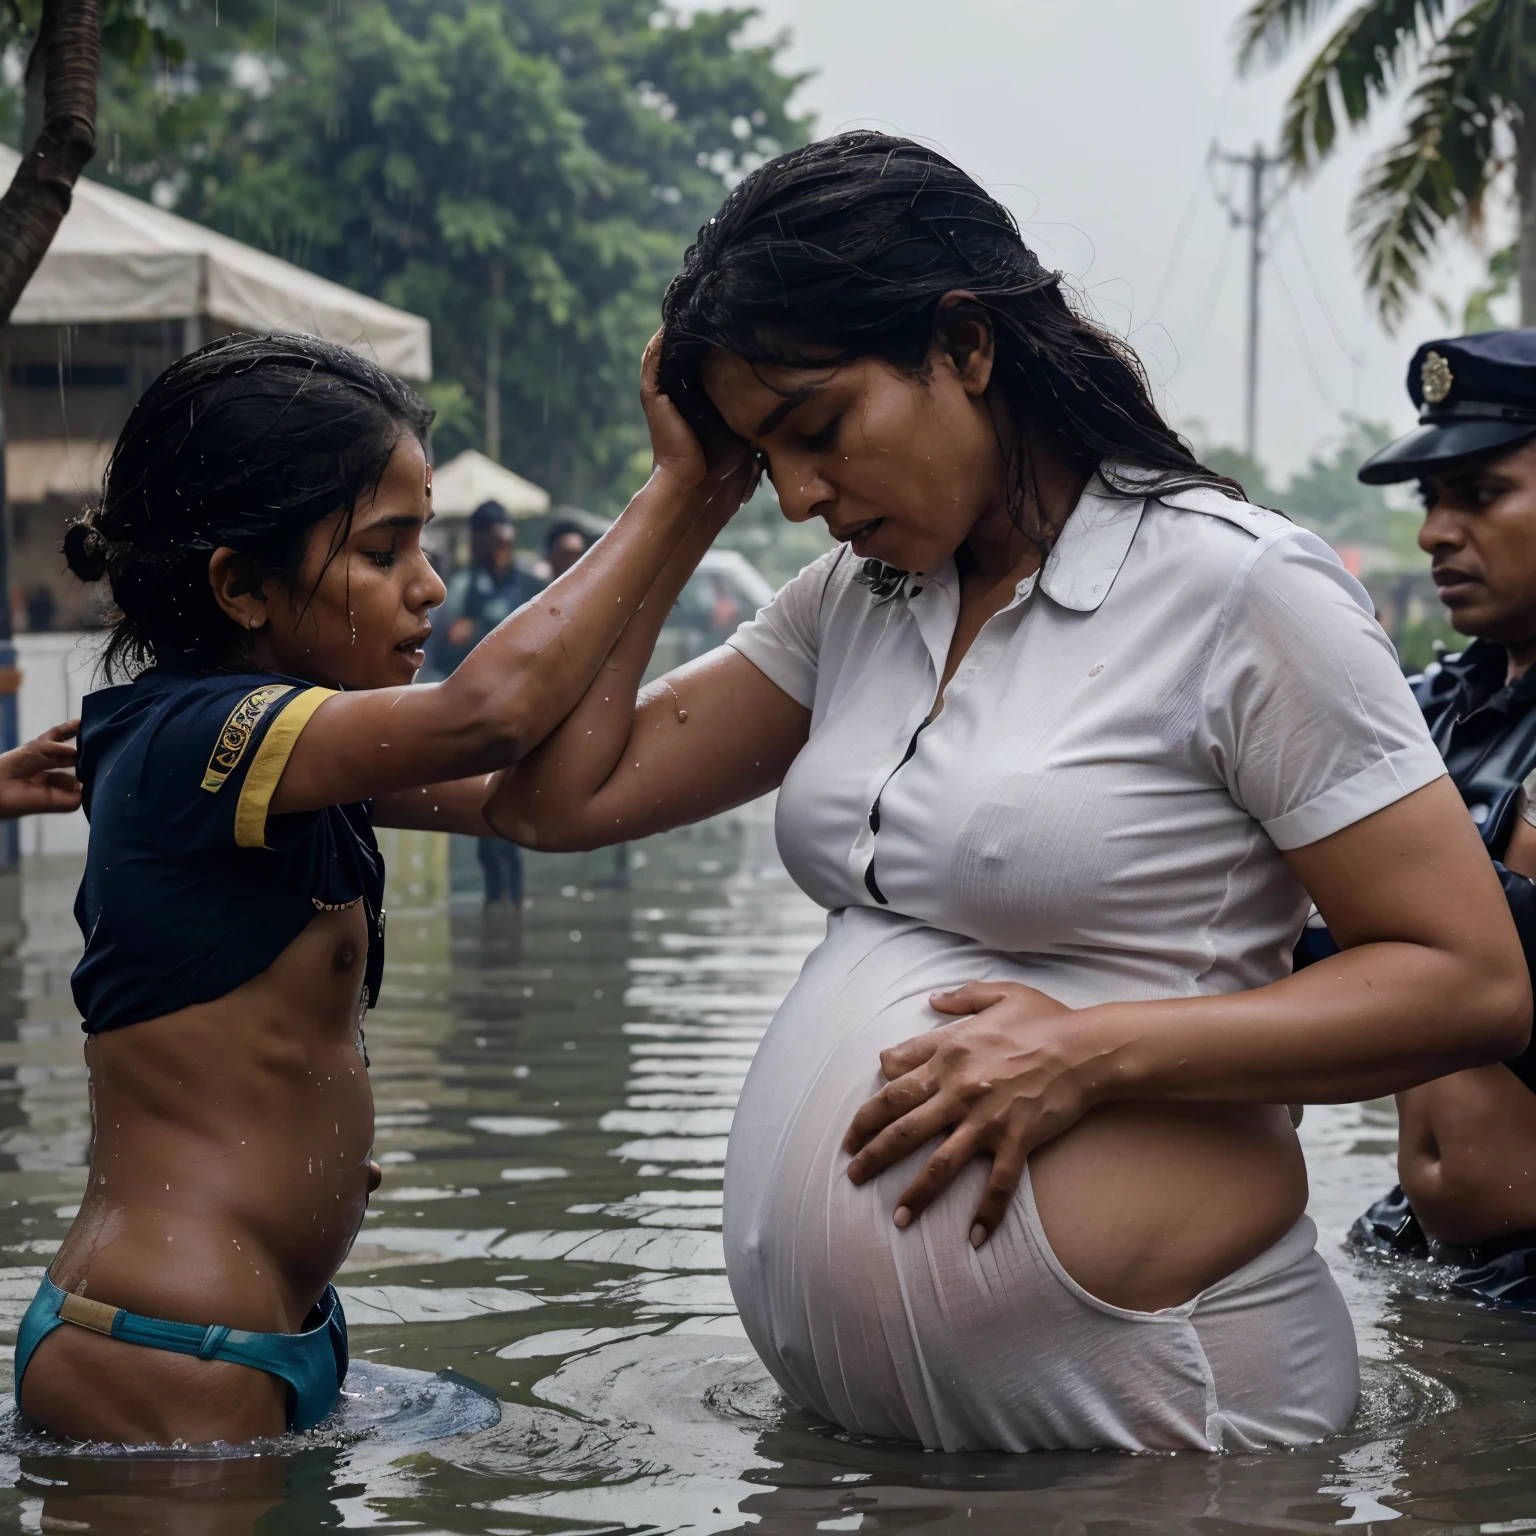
249 616 261 629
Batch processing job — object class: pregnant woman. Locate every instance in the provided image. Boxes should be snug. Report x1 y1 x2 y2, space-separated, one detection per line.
17 332 751 1445
488 133 1530 1453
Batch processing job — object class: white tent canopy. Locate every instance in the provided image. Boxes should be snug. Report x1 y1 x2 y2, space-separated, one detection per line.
0 144 431 379
431 449 550 519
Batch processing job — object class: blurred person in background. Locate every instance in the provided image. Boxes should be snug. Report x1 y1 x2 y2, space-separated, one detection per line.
25 584 56 634
1315 331 1536 1306
429 499 543 908
430 500 542 675
540 519 593 583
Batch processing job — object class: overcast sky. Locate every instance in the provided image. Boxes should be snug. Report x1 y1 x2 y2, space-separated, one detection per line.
678 0 1508 480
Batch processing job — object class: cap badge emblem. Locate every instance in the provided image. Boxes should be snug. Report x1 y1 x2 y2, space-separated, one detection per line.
1421 350 1454 405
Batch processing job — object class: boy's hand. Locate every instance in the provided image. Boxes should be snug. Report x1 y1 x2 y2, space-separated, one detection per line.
0 721 82 819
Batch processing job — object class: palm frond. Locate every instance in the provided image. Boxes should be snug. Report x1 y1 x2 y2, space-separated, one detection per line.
1234 0 1351 70
1275 0 1465 163
1350 0 1517 327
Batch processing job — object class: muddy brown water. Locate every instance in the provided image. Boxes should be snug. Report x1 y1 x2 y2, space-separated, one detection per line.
0 806 1529 1533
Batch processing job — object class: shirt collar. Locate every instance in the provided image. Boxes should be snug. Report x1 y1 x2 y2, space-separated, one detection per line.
1449 639 1536 713
1038 465 1148 613
910 462 1150 619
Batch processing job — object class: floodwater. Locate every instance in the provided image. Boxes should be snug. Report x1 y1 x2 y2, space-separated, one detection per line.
0 806 1533 1533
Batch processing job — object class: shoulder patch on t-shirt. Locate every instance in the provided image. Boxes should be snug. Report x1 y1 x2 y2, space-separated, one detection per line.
200 684 294 793
1158 486 1290 539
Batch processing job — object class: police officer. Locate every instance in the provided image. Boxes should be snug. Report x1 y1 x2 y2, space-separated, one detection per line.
1329 330 1536 1303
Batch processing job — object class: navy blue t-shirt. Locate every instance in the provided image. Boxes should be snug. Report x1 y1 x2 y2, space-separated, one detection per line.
71 664 385 1034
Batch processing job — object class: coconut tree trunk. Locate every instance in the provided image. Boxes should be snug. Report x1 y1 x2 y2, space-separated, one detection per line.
1519 113 1536 326
0 0 102 326
485 260 504 463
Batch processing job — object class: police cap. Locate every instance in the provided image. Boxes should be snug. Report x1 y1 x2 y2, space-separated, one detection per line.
1357 329 1536 485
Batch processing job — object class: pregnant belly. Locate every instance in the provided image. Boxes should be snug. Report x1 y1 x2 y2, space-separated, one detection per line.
722 912 1308 1442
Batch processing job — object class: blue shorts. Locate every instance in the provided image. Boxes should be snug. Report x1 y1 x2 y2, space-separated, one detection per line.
14 1269 348 1433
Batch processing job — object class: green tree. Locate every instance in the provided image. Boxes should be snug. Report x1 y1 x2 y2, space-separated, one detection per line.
1236 0 1536 328
64 1 808 512
1200 443 1281 507
1199 421 1415 545
1458 241 1518 331
1282 419 1405 545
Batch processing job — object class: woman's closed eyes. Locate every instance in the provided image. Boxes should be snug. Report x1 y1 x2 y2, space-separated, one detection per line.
803 415 842 454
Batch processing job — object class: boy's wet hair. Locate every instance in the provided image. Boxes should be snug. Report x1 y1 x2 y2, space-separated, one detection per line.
659 132 1239 545
65 332 434 679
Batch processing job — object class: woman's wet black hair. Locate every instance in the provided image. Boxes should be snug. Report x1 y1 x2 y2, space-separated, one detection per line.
65 332 434 679
659 132 1239 553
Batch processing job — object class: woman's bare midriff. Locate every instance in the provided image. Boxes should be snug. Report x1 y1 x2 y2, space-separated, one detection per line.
20 906 375 1445
1028 1100 1308 1314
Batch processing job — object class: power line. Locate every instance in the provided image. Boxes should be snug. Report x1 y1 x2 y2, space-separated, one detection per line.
1276 192 1353 360
1210 143 1289 460
1185 223 1237 364
1148 81 1236 325
1149 170 1210 323
1269 254 1337 412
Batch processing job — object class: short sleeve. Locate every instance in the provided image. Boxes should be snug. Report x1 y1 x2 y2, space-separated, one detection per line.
146 678 335 852
1201 528 1446 849
724 548 844 708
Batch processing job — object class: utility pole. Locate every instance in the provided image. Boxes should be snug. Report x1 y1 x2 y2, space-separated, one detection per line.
1211 143 1287 461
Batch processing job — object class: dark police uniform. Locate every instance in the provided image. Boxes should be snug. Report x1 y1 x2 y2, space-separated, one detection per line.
72 661 385 1033
1311 331 1536 1304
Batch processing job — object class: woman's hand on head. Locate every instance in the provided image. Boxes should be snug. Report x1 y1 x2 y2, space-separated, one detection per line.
640 330 758 518
842 981 1101 1248
0 721 82 819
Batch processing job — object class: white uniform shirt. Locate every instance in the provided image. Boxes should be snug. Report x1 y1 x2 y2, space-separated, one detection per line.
726 470 1446 1006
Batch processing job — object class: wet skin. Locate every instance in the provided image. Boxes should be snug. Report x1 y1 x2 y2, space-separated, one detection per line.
21 352 758 1444
22 907 378 1443
1394 443 1536 1246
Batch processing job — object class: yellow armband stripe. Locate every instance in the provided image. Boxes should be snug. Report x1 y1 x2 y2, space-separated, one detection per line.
200 684 294 793
234 686 337 849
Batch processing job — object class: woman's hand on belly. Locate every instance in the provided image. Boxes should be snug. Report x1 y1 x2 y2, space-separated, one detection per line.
844 980 1092 1246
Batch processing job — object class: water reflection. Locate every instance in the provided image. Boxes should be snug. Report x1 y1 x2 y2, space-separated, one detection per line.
0 815 1533 1531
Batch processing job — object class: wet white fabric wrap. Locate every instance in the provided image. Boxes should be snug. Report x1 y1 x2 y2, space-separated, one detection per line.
721 474 1439 1451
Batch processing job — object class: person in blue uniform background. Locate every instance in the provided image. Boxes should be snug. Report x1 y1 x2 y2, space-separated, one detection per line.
13 330 756 1446
1302 331 1536 1305
429 500 544 907
429 500 544 675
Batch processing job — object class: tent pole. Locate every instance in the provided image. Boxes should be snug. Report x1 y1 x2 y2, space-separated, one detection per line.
0 389 19 878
